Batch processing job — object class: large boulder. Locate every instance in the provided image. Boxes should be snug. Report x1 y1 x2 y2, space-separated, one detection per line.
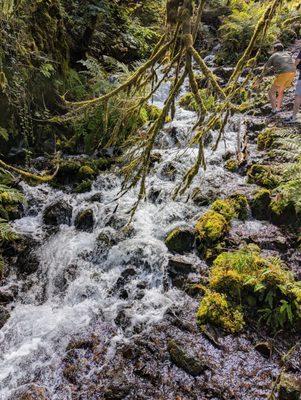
74 208 95 232
43 200 72 226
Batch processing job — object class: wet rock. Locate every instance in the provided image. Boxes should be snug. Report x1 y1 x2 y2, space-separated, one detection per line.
278 373 301 400
113 267 136 294
88 192 103 202
165 227 195 254
191 187 216 206
246 119 266 133
160 162 177 181
15 238 40 275
227 221 288 252
43 200 72 226
167 255 205 289
167 339 209 376
103 373 131 399
75 208 95 232
254 342 272 359
251 189 271 220
0 288 14 304
148 187 162 203
8 384 48 400
0 305 10 328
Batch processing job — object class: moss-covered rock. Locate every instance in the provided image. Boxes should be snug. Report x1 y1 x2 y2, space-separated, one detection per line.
270 194 301 228
195 211 229 245
75 209 95 232
165 227 195 254
178 90 215 112
247 164 279 189
225 159 239 172
211 199 237 222
74 180 92 194
196 290 245 333
257 128 275 151
251 189 271 220
229 193 249 221
43 200 72 226
78 165 95 179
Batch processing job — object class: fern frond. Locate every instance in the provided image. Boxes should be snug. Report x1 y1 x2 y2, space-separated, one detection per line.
0 218 18 242
0 184 25 205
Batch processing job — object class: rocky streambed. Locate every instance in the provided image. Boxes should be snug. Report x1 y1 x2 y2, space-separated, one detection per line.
0 77 300 400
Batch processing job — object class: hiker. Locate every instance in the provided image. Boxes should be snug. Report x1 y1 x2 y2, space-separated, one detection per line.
285 42 301 123
259 43 296 114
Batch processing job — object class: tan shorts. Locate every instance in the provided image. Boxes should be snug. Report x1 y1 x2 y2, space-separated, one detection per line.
273 72 295 89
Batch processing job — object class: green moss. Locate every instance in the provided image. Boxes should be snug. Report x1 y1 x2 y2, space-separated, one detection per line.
195 210 229 245
79 165 95 179
257 128 275 151
230 193 249 220
251 189 271 220
165 227 195 254
196 290 245 333
74 180 92 194
206 246 301 331
225 159 238 172
211 199 236 222
247 164 279 189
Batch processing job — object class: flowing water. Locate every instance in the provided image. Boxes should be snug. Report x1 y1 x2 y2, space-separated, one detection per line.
0 77 291 399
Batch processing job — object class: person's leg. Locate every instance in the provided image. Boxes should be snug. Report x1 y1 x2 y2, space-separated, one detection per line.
276 86 285 111
268 85 277 111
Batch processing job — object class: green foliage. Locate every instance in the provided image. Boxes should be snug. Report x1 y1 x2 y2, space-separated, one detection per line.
217 0 300 63
205 246 301 332
0 184 25 205
196 210 229 245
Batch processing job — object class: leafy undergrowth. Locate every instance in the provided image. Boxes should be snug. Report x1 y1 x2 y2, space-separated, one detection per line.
197 246 301 333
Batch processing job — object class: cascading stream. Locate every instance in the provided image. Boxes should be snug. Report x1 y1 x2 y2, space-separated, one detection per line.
0 75 259 399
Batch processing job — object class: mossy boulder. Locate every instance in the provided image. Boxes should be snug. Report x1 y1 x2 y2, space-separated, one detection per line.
0 305 10 329
75 209 95 232
43 200 72 226
195 211 229 261
196 291 245 333
195 211 229 244
167 339 209 376
251 189 271 220
78 165 96 179
247 164 279 189
165 227 195 254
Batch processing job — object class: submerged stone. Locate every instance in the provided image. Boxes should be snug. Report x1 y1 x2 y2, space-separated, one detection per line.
167 339 209 376
43 200 72 226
